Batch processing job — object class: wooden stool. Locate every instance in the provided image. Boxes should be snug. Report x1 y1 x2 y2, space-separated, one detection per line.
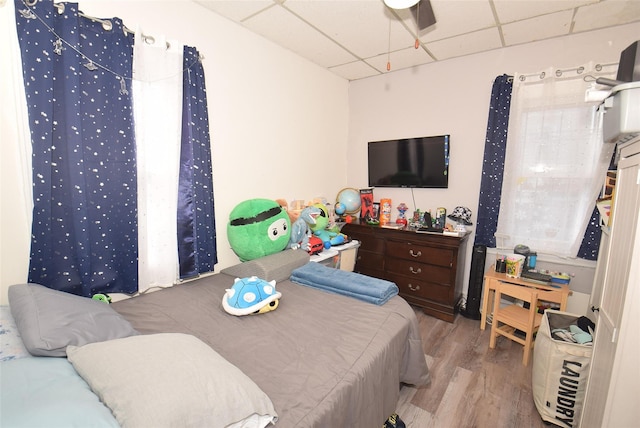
489 281 543 366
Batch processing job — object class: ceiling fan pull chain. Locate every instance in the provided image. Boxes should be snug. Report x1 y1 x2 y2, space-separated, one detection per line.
387 18 392 71
415 1 420 49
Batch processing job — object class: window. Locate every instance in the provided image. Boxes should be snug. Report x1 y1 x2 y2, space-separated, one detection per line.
496 66 615 258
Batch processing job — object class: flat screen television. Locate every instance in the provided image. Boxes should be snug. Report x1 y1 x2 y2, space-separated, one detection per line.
368 135 450 188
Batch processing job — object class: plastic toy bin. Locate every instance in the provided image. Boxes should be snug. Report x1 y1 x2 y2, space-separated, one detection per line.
309 240 360 271
532 309 593 428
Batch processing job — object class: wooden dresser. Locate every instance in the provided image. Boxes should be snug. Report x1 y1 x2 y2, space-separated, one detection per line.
341 221 470 322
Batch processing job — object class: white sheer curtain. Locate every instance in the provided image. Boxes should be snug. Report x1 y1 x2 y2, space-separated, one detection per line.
5 3 203 298
496 63 616 258
1 0 33 292
133 30 184 292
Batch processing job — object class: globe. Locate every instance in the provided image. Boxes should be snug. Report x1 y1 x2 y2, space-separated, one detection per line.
336 188 361 215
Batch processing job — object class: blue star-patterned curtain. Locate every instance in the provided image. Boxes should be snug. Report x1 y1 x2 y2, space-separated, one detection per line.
15 0 137 296
14 0 217 295
474 75 513 248
178 46 217 279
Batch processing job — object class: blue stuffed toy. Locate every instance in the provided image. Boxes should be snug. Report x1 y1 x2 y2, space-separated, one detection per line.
288 205 321 251
222 276 281 316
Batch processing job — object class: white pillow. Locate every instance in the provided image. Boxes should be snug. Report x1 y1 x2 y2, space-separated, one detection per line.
67 333 277 428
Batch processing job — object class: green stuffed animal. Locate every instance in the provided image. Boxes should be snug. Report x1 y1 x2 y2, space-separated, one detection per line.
308 203 346 247
227 198 291 261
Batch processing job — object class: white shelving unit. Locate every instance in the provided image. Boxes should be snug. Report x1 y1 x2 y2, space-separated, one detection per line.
581 138 640 427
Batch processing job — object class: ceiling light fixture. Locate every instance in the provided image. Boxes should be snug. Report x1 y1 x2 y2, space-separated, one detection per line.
384 0 419 10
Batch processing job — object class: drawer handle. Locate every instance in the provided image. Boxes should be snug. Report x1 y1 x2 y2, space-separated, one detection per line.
408 283 420 291
409 266 422 274
409 249 422 258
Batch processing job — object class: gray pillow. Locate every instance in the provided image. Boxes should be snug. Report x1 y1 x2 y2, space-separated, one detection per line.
8 283 138 357
67 333 278 428
221 249 310 282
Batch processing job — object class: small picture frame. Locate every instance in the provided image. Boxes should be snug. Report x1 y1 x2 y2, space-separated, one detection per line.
371 202 380 220
359 188 374 219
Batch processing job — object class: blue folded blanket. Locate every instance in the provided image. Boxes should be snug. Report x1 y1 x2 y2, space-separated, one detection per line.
290 262 398 305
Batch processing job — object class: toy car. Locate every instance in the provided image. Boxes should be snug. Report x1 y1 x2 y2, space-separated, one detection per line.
308 235 324 255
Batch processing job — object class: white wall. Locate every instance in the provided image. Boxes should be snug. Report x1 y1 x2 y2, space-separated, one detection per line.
347 22 640 304
0 1 349 304
2 0 639 306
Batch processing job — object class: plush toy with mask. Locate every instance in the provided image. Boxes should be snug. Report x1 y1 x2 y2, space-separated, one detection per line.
308 203 347 248
227 198 291 261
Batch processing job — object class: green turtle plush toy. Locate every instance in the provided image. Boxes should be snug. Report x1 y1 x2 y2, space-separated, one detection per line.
227 198 291 261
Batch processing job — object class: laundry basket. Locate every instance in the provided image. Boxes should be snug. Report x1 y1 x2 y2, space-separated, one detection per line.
532 309 593 428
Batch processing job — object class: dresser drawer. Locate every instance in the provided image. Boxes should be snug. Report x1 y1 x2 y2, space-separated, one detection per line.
385 240 453 267
387 273 452 305
355 250 385 271
352 235 384 254
340 221 468 323
341 224 384 253
385 258 452 286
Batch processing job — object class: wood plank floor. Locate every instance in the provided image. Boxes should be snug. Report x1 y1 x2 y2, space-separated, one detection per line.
396 307 549 428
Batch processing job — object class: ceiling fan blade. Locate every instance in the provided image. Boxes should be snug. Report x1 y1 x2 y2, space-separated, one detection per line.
410 0 436 31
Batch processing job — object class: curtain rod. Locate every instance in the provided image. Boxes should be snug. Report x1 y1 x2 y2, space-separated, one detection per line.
21 0 206 62
518 62 618 82
42 0 170 49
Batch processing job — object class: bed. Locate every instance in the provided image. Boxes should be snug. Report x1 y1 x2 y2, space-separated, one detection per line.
1 250 430 428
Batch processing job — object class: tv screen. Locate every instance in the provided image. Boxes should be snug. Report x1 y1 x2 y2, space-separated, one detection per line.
368 135 450 188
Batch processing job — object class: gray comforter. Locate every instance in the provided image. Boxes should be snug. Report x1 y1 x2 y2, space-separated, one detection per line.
112 272 430 428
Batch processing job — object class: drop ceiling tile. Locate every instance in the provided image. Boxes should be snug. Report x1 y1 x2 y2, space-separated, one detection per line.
193 0 640 81
493 0 596 24
242 4 358 67
366 45 434 73
502 10 574 46
194 0 275 22
329 59 381 80
427 27 502 60
573 0 640 32
416 0 497 42
285 0 416 58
